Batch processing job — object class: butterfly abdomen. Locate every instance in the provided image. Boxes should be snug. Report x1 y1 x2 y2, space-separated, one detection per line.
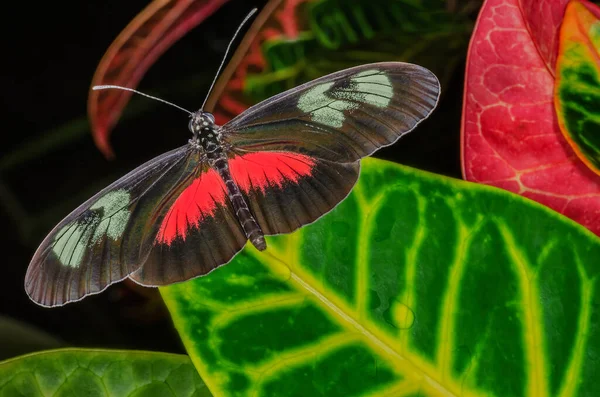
209 151 266 251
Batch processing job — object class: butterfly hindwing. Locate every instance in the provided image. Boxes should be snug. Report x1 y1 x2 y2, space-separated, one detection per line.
25 145 200 306
130 162 247 286
228 151 359 235
221 62 440 162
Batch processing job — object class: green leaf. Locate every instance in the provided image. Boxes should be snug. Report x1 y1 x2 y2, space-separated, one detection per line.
162 158 600 397
0 349 212 397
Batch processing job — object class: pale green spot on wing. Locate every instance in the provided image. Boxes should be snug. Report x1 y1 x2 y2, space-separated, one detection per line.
52 216 99 268
311 106 348 128
90 189 130 213
298 82 351 128
351 70 393 108
52 189 131 268
296 69 393 128
297 81 333 111
90 189 131 242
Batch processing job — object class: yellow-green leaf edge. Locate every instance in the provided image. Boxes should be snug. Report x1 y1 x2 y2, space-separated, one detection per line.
162 157 600 397
0 348 212 397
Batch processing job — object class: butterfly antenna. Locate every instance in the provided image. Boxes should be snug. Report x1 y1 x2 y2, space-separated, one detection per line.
200 8 258 110
92 85 194 116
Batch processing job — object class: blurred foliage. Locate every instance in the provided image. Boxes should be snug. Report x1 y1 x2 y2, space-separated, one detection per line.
0 349 212 397
245 0 472 101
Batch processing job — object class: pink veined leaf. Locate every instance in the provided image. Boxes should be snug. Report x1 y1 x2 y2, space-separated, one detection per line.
88 0 229 158
520 0 569 71
204 0 311 124
461 0 600 236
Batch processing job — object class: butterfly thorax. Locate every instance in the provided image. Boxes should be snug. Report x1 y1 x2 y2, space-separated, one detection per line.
187 110 266 251
187 111 225 157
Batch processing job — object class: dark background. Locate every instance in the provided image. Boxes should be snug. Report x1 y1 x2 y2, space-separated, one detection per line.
0 0 463 357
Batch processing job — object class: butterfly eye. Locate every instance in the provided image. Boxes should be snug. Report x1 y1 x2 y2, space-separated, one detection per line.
205 113 215 123
188 119 195 133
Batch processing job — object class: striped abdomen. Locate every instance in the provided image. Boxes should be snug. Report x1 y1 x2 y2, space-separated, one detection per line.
209 152 266 251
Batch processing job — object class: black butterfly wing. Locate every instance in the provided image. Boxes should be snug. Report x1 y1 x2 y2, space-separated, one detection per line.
221 62 440 162
129 162 247 286
25 145 200 307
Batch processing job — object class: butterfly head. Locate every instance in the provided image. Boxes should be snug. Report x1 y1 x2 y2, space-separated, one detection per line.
188 111 216 138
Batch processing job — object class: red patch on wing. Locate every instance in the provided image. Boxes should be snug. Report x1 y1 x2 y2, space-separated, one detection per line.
229 152 316 193
156 169 226 245
156 152 315 245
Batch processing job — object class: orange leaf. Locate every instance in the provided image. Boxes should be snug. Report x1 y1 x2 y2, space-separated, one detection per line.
88 0 228 158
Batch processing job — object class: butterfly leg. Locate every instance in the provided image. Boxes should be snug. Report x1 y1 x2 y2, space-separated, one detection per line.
211 154 266 251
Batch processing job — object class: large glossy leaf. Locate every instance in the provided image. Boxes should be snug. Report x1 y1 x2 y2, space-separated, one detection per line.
0 349 212 397
461 0 600 236
208 0 470 123
162 157 600 397
555 0 600 175
88 0 228 158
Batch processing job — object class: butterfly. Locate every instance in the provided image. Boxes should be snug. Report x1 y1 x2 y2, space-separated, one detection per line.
25 61 440 307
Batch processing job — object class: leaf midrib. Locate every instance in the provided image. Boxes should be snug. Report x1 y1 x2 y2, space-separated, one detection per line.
255 247 458 397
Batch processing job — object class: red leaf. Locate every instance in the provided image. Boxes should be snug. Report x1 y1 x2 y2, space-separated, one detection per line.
520 0 568 71
88 0 228 158
461 0 600 236
204 0 310 124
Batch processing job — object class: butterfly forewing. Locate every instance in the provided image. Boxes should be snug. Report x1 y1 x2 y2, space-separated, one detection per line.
25 145 199 307
221 62 440 162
